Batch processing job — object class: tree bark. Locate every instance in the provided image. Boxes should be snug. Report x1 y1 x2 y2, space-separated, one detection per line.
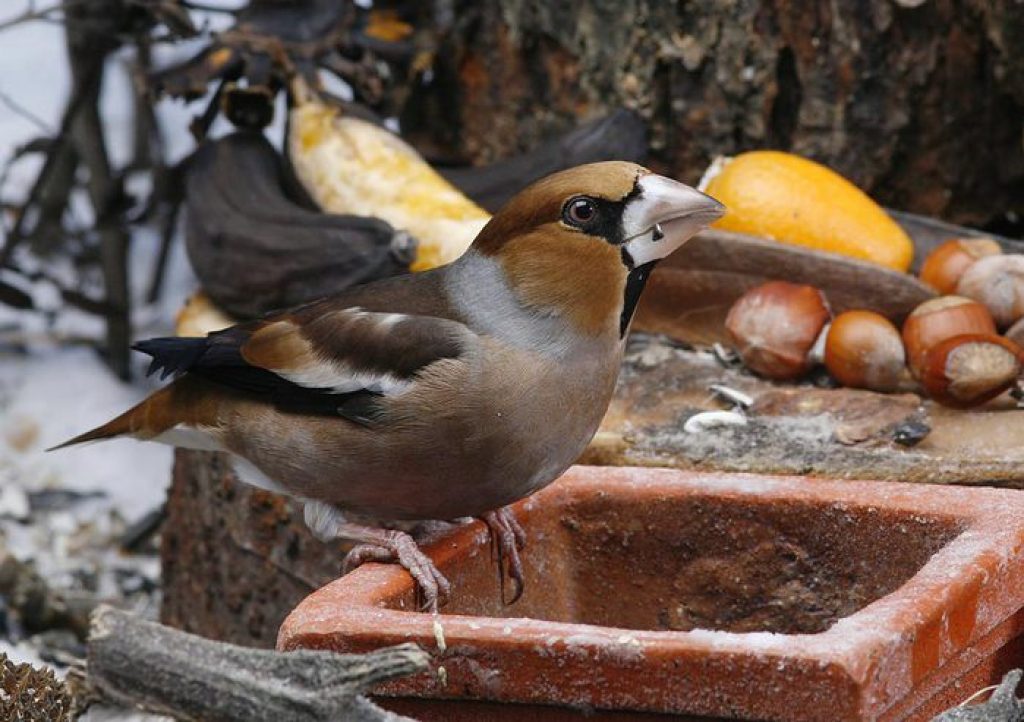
160 450 340 648
408 0 1024 228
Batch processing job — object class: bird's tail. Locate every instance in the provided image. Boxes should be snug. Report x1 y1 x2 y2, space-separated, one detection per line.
47 386 177 451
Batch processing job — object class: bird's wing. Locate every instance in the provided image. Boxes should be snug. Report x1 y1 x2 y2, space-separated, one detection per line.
133 305 474 424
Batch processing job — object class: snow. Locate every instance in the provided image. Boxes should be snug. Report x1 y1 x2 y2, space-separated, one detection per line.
0 347 171 518
0 2 240 702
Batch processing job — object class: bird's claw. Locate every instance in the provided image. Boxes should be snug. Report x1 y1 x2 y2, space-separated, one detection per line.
480 507 527 605
343 531 452 613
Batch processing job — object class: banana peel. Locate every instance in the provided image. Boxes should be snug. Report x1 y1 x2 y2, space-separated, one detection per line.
184 131 414 318
288 85 491 271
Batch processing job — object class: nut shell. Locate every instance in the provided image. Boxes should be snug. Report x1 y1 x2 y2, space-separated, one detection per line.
901 296 997 378
725 281 831 380
1006 316 1024 349
919 334 1022 408
919 238 1002 295
956 254 1024 328
824 310 908 392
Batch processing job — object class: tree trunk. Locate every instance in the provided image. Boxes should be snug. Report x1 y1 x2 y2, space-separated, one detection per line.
160 450 339 647
408 0 1024 229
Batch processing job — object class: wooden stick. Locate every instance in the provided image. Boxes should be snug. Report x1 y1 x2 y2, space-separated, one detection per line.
86 606 427 722
931 669 1022 720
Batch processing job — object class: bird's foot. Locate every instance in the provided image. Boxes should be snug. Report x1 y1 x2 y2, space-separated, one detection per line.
480 507 527 605
343 530 452 613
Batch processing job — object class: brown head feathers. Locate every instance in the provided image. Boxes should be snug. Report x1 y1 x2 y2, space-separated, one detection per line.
472 161 649 255
470 162 650 336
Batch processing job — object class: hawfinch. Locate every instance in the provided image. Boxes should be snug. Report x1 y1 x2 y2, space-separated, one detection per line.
55 162 724 610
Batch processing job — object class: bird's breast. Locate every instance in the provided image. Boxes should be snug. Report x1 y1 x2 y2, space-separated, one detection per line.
461 335 623 499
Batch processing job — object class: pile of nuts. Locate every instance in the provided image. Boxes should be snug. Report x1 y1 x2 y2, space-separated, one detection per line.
725 239 1024 408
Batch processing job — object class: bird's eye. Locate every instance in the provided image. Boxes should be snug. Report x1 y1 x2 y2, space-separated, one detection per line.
563 197 597 227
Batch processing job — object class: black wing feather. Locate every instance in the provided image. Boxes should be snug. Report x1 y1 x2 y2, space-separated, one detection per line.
132 332 384 424
132 308 471 428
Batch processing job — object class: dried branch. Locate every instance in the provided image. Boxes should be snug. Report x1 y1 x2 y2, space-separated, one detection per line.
0 86 53 133
85 606 427 722
0 0 93 34
0 50 103 268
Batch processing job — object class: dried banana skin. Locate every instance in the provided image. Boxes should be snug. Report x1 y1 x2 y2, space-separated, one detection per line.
185 132 414 318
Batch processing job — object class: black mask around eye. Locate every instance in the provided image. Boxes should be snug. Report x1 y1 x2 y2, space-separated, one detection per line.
561 194 632 245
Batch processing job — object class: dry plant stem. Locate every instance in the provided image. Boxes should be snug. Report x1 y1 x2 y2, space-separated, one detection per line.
86 606 426 722
26 143 78 255
0 0 95 34
0 51 101 268
128 39 159 174
0 86 52 131
130 40 185 305
66 2 131 378
145 185 182 303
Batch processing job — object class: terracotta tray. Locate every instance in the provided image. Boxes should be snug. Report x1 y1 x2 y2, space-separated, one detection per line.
278 466 1024 722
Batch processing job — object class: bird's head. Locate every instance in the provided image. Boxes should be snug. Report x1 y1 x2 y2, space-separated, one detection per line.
471 161 725 337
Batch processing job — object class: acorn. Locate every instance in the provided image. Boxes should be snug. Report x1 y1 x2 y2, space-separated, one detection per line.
901 296 997 378
956 254 1024 328
918 238 1002 294
824 310 910 392
725 281 831 380
919 334 1023 408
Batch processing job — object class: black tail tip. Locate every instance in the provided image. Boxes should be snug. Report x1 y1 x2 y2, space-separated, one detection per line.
132 336 207 379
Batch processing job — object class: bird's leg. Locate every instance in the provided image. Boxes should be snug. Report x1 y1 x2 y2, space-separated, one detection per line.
303 501 451 613
479 507 527 605
343 531 452 613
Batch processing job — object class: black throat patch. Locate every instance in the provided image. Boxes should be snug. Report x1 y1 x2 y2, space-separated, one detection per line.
619 249 656 337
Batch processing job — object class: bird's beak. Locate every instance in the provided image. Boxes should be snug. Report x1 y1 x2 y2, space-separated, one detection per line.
620 174 725 268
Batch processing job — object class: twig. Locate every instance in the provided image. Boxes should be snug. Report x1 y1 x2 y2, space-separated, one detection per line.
0 0 93 34
85 606 427 722
66 1 132 378
0 49 103 268
0 86 53 133
145 187 182 303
